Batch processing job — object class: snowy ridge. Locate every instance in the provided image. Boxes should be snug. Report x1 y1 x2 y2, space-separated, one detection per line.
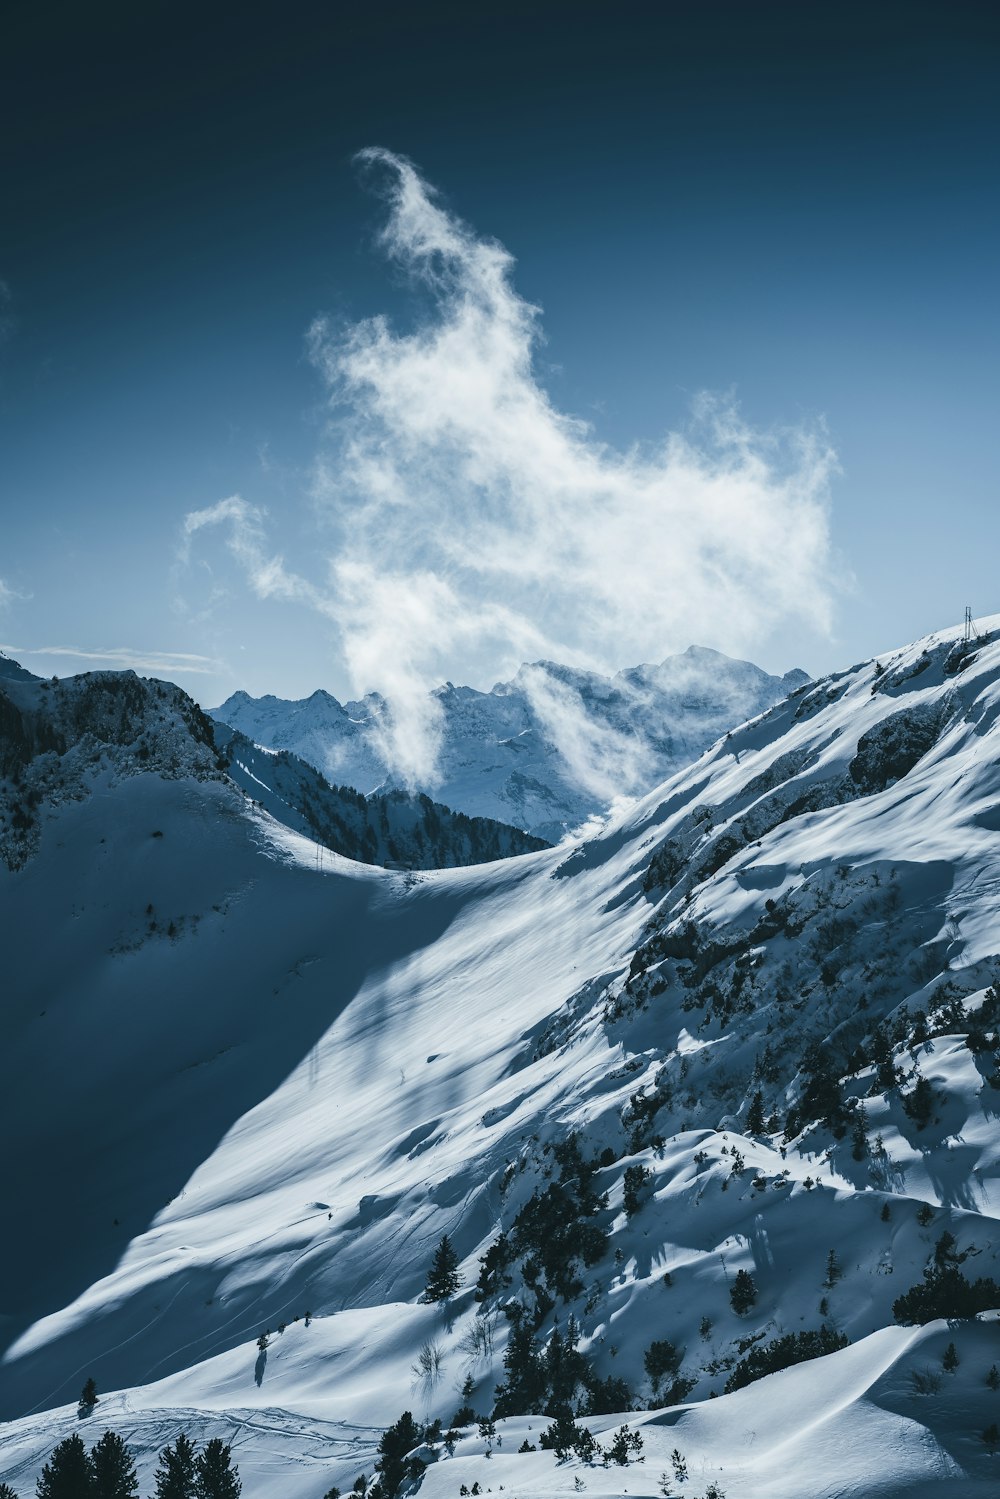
210 648 809 841
217 727 548 869
4 620 1000 1496
0 667 546 875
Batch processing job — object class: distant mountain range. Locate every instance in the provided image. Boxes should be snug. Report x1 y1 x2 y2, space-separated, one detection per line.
211 646 810 841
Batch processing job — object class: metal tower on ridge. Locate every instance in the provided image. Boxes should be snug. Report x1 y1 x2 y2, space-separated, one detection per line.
963 605 983 645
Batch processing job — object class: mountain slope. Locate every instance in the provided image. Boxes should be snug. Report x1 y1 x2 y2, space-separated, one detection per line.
0 664 546 875
4 621 1000 1498
217 727 548 868
211 647 809 840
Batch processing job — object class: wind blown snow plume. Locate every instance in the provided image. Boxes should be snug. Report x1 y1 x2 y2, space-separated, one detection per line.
185 150 837 787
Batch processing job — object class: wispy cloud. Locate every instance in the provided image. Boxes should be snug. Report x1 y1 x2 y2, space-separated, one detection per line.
2 646 224 676
0 578 30 609
183 150 839 790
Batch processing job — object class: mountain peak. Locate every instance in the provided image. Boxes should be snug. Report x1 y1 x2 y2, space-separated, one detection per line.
210 647 810 841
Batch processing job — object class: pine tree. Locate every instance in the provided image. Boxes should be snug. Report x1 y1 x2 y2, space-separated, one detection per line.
623 1164 651 1216
851 1112 868 1160
90 1435 136 1499
644 1339 681 1393
154 1435 197 1499
193 1442 240 1499
373 1412 424 1499
903 1076 935 1129
77 1379 99 1419
824 1250 841 1289
729 1269 758 1315
452 1373 478 1427
942 1341 959 1372
2 1483 20 1499
745 1090 766 1136
36 1435 93 1499
799 1041 844 1132
424 1235 460 1302
492 1311 546 1417
986 1363 1000 1391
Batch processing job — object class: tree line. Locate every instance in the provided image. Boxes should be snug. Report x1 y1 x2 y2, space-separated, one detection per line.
0 1429 240 1499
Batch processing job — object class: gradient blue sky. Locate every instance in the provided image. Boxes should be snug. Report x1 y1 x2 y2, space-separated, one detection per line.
1 0 998 706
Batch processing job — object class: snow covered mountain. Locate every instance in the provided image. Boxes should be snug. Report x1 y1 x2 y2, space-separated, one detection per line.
210 648 810 842
0 660 545 874
4 621 1000 1498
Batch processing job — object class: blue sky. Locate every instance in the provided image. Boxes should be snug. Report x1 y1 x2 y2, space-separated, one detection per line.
1 1 998 706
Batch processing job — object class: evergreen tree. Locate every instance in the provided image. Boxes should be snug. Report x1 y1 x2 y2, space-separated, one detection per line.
424 1235 460 1302
36 1435 93 1499
545 1315 587 1409
799 1043 844 1133
871 1027 900 1091
193 1442 240 1499
745 1090 766 1136
729 1269 758 1315
77 1380 99 1419
824 1250 841 1288
987 1363 1000 1391
372 1412 423 1499
644 1339 681 1394
492 1309 546 1417
1 1485 20 1499
451 1374 478 1427
90 1435 137 1499
903 1076 935 1129
154 1435 197 1499
942 1341 960 1372
851 1112 869 1160
622 1164 650 1217
474 1234 510 1301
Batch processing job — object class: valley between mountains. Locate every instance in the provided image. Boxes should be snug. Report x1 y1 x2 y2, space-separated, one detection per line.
3 622 1000 1498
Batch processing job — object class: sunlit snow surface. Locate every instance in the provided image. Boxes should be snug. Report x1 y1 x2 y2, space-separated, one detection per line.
4 621 1000 1496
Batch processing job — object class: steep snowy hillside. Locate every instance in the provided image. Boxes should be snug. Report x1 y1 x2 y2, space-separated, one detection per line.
217 728 548 869
211 647 809 841
4 621 1000 1499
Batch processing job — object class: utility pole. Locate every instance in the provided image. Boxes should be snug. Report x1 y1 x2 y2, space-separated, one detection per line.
964 605 973 645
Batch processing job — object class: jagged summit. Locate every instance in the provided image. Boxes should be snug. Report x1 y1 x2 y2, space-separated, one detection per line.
3 618 1000 1497
211 646 809 840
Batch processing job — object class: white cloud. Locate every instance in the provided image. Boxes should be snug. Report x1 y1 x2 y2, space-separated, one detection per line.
515 663 657 805
0 577 30 609
183 150 839 791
